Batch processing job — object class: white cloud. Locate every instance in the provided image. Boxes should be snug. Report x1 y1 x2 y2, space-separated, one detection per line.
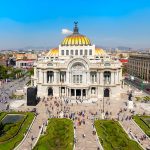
61 29 73 35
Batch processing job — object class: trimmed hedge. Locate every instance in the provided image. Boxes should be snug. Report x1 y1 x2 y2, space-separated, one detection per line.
34 118 74 150
0 116 26 142
0 112 34 150
95 120 142 150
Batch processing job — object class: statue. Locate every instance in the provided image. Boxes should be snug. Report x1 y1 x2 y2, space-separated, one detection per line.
74 21 78 26
73 21 79 34
128 93 132 101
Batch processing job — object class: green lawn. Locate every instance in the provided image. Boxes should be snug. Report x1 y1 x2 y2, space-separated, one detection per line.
0 112 34 150
34 118 74 150
95 120 142 150
133 115 150 137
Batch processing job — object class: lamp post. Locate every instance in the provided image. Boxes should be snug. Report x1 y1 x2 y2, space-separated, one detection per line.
60 77 63 111
102 79 105 119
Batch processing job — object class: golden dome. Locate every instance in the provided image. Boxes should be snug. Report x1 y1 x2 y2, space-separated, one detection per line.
61 22 91 46
61 35 91 46
95 47 106 55
46 48 59 56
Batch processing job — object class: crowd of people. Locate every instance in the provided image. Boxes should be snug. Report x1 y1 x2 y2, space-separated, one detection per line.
38 96 101 149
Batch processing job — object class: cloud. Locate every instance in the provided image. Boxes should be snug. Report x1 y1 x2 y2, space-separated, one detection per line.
61 29 73 35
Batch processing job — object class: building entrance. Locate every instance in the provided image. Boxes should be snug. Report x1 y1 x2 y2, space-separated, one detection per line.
76 89 81 96
48 87 53 96
71 89 75 96
104 88 110 97
83 89 86 96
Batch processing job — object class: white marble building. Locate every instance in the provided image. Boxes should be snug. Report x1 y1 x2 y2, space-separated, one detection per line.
31 22 122 99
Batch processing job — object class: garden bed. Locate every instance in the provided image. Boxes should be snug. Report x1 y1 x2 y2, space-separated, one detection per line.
95 120 142 150
34 118 74 150
0 112 34 150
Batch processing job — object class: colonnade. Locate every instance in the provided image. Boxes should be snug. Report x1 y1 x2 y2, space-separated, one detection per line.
35 69 122 85
59 87 97 99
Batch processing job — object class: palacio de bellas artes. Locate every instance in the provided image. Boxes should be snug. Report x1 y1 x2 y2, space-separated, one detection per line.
31 22 123 101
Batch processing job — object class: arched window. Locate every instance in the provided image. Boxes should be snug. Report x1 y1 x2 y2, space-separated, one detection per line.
71 63 85 84
61 50 64 55
104 88 110 97
71 50 74 55
80 49 83 55
48 87 53 96
104 71 111 84
89 49 92 55
75 50 78 55
47 71 54 83
85 49 87 55
66 50 69 55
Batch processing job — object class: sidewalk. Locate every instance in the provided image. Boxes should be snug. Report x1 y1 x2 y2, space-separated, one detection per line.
16 101 47 150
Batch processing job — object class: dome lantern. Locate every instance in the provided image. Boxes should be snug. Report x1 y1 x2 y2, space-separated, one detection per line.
61 22 91 46
73 21 79 34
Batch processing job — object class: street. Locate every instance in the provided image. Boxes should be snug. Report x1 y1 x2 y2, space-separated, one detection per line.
0 76 30 111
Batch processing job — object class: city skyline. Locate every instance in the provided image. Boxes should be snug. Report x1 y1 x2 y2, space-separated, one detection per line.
0 0 150 49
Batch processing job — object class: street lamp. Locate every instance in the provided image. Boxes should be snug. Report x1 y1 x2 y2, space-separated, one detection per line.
102 79 105 119
60 72 63 112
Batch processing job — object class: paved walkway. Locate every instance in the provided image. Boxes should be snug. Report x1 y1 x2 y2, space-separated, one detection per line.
74 114 99 150
16 101 48 150
121 119 150 149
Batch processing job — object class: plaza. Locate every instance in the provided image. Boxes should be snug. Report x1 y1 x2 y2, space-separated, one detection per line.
0 70 150 149
9 81 148 150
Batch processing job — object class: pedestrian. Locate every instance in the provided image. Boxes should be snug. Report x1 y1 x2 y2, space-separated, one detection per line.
31 135 34 141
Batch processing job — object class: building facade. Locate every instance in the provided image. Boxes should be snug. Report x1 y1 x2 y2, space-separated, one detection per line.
15 53 37 69
31 23 122 99
127 54 150 82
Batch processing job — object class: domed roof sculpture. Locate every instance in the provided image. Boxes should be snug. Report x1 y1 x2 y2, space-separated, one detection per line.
95 47 106 55
46 48 59 56
61 22 91 46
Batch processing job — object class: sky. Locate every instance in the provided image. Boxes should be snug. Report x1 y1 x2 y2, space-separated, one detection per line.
0 0 150 49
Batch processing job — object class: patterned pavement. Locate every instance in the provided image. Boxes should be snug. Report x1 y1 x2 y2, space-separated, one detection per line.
15 85 150 150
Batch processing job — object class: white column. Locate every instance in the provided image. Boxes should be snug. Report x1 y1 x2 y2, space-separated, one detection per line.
115 71 117 84
44 71 46 84
42 71 44 83
49 76 50 83
100 72 104 85
81 89 83 99
111 72 114 85
98 72 100 84
66 87 68 96
39 69 42 83
66 71 69 83
114 72 115 84
86 72 87 83
54 71 57 83
52 75 54 83
119 69 122 83
75 89 76 97
87 71 90 84
117 71 119 84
